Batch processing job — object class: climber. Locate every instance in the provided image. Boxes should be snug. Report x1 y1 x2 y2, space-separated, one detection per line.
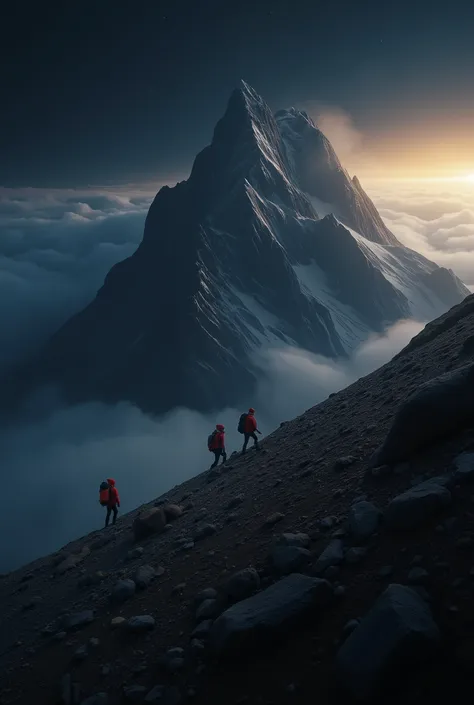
239 407 262 453
99 478 120 527
208 424 227 468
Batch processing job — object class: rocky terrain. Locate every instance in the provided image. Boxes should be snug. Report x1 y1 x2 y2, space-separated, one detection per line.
1 293 474 705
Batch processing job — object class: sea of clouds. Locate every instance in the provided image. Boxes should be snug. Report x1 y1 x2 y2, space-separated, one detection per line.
0 179 471 570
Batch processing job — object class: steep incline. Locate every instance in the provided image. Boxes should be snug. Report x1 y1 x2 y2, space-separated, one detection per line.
1 295 473 705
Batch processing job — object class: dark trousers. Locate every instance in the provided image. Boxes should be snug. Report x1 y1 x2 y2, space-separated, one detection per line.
242 432 259 452
211 448 227 468
105 505 118 527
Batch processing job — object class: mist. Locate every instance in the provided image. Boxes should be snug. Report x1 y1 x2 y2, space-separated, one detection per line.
0 320 423 573
0 180 467 572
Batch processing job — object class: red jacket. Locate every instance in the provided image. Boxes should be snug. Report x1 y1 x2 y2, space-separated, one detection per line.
244 414 257 433
209 431 225 450
106 479 120 507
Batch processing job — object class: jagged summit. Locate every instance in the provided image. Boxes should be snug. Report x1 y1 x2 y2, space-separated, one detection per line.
1 82 469 418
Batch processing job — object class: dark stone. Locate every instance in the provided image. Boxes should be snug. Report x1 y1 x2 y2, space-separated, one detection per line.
336 584 440 701
211 573 332 653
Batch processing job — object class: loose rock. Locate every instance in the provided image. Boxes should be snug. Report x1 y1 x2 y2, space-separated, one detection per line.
336 584 441 701
263 512 285 528
348 501 381 540
211 573 332 653
191 620 213 639
133 508 167 540
334 456 357 471
127 547 145 561
193 524 217 541
372 363 474 466
385 479 451 530
277 533 311 548
111 617 126 629
226 494 245 509
271 545 311 575
127 615 156 633
134 565 157 589
62 610 95 632
164 504 184 521
196 599 220 621
454 453 474 483
195 588 218 605
313 540 344 575
110 579 136 604
222 567 261 601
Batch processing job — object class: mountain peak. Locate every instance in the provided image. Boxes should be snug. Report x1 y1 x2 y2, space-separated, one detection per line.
1 83 469 421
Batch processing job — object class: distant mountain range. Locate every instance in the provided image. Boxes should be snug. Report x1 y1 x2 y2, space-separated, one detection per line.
4 82 469 416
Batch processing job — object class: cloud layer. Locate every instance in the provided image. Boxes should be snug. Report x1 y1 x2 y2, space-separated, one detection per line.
0 179 471 571
0 187 153 366
366 179 474 290
0 320 422 572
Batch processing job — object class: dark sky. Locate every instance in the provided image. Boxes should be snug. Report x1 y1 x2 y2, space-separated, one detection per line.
2 0 474 187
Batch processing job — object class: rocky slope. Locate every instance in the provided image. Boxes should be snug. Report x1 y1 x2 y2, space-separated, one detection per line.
1 294 474 705
3 82 469 418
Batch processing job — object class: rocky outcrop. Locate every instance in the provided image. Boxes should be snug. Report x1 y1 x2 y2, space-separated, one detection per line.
211 574 332 654
385 479 451 530
373 363 474 465
337 584 440 701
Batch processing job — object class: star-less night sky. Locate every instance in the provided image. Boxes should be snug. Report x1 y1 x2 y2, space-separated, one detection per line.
2 0 474 187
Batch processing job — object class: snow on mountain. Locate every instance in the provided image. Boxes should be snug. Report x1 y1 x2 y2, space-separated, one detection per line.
4 81 470 417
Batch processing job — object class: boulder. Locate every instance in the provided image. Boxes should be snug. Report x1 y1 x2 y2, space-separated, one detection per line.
191 620 213 639
126 547 145 561
348 501 381 540
110 579 136 603
196 599 220 621
55 546 90 576
313 540 344 575
334 456 357 471
133 508 167 540
453 453 474 483
385 480 451 530
222 568 261 602
372 363 474 466
134 565 156 589
194 587 218 605
127 615 156 632
262 512 285 528
211 573 332 654
277 533 311 548
193 524 217 541
62 610 95 632
270 546 311 575
226 494 245 510
164 504 183 521
336 584 440 701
